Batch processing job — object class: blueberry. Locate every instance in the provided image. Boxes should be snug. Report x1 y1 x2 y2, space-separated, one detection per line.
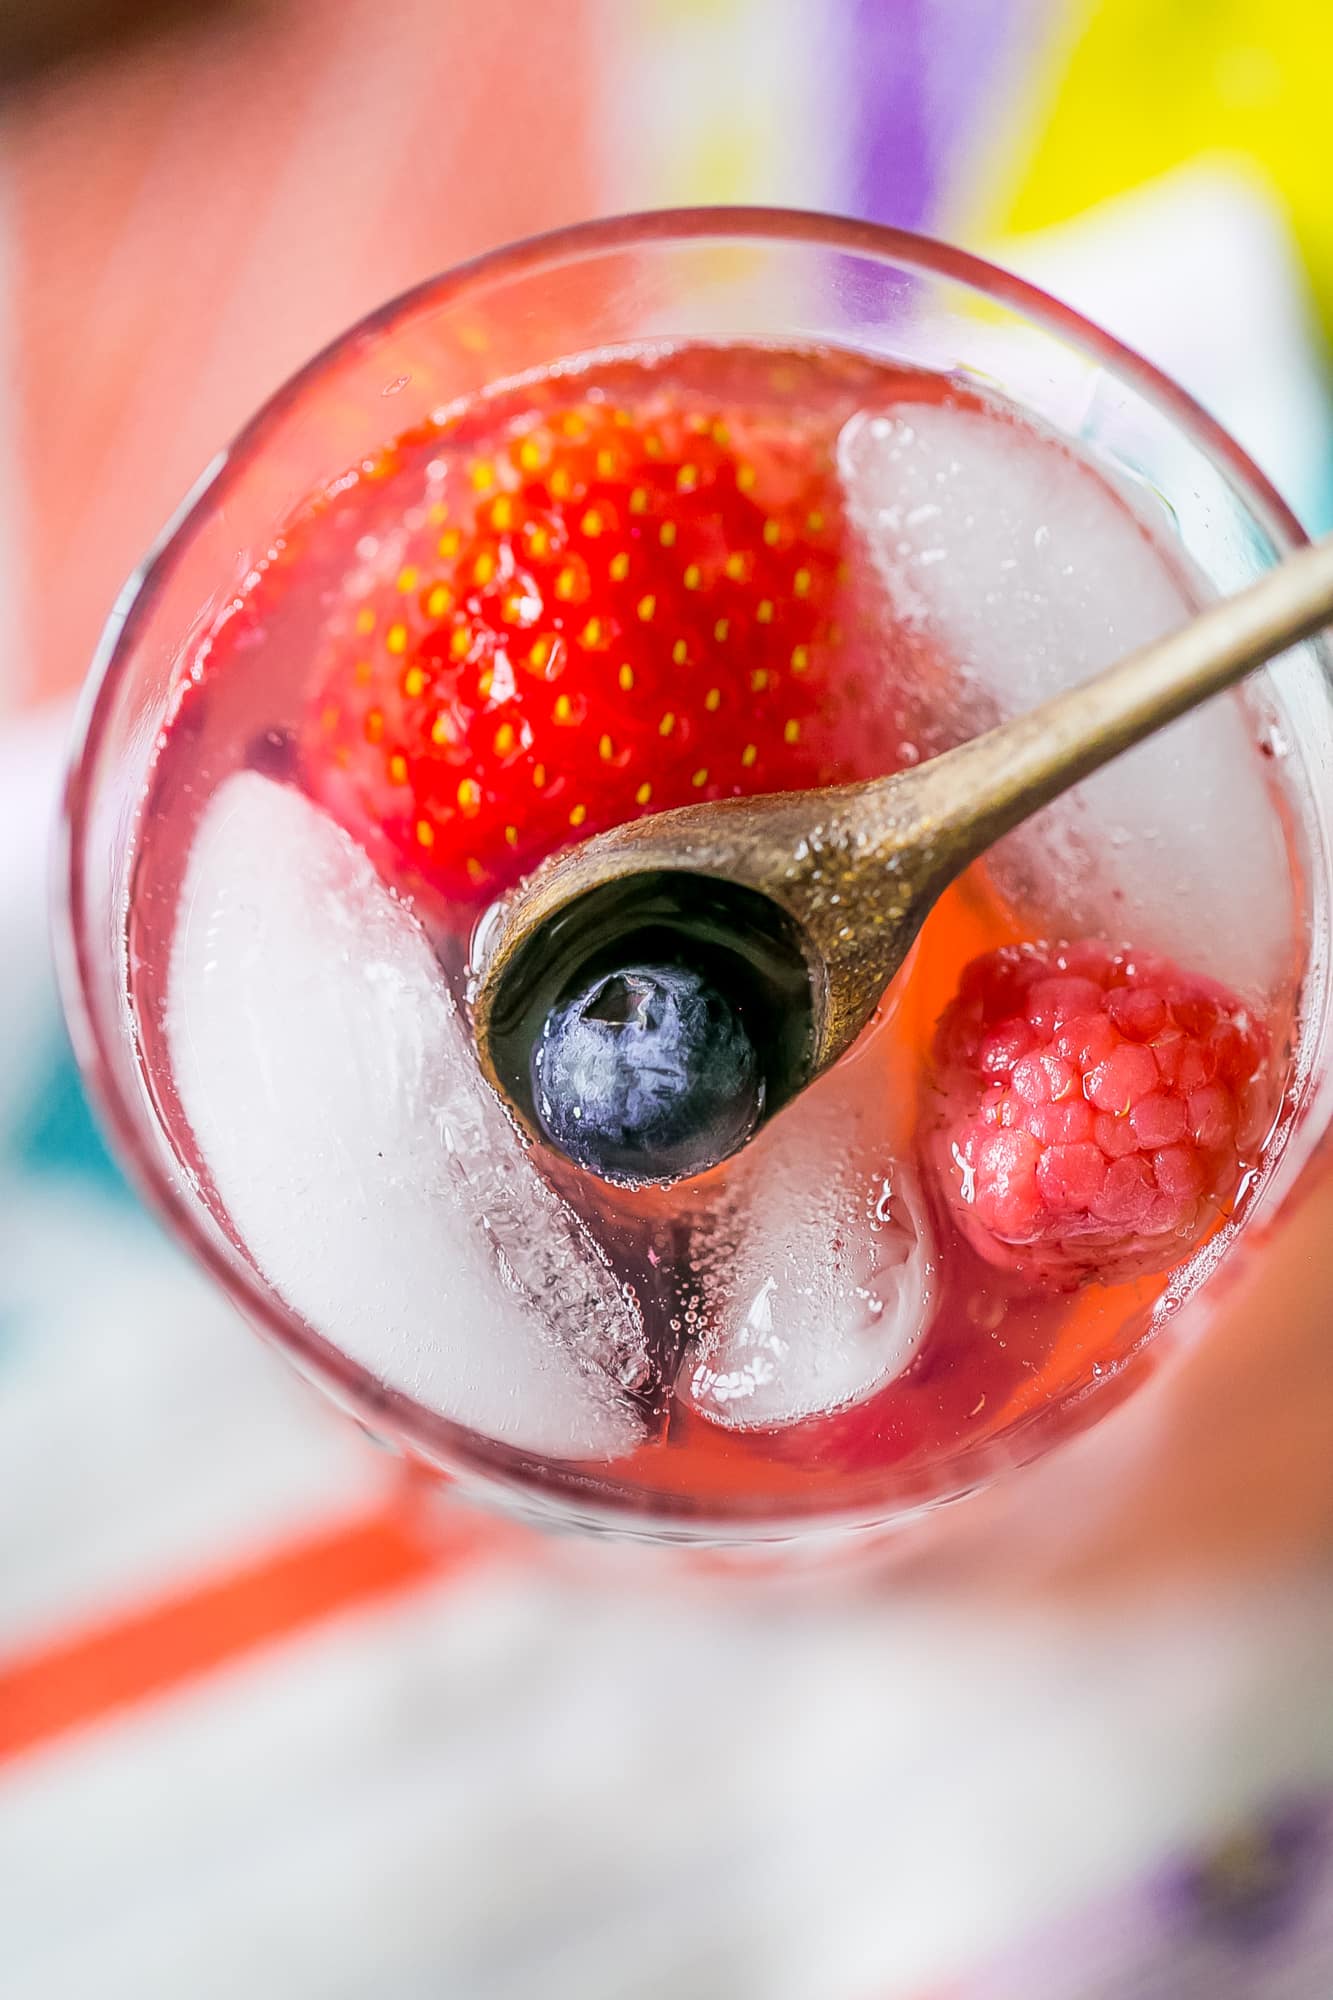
531 962 763 1183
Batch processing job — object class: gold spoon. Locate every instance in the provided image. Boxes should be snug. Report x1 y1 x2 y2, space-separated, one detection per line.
473 534 1333 1176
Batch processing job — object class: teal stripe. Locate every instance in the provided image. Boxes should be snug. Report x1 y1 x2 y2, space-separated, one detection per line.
10 1030 133 1201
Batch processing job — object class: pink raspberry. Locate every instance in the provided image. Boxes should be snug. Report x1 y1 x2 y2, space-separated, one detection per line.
930 942 1270 1283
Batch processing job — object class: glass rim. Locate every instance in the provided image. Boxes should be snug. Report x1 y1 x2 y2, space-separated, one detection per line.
52 203 1317 1541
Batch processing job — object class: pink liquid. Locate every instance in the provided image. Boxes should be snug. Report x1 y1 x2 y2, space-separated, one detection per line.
128 341 1304 1527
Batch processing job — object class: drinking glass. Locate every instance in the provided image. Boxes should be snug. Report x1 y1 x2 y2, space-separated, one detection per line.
56 209 1333 1549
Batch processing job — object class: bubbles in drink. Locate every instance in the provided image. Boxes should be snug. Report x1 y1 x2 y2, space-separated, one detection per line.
167 772 649 1460
838 400 1295 997
680 1020 936 1430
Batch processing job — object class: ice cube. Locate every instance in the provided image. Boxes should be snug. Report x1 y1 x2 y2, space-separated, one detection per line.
680 1016 935 1430
166 773 647 1461
839 401 1295 998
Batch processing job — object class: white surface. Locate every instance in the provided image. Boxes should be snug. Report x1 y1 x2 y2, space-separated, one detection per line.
0 1182 382 1649
993 160 1333 536
0 708 68 1131
167 773 647 1461
4 1563 1333 1999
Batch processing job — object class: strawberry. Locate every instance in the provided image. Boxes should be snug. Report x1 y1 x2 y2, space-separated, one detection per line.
929 942 1270 1284
304 384 891 909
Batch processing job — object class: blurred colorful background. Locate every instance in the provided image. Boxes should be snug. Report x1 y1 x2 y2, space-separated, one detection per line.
3 3 1333 1994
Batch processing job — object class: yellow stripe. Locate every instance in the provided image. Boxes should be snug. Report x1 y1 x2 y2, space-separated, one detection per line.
963 0 1333 340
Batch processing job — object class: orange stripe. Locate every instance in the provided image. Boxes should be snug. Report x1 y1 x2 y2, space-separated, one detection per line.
10 0 605 707
0 1494 509 1765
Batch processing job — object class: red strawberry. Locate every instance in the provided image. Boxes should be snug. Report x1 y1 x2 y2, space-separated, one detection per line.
929 942 1270 1284
304 386 892 910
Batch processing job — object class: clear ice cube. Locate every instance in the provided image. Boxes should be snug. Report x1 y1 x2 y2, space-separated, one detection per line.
166 773 648 1461
838 401 1295 998
680 1014 935 1430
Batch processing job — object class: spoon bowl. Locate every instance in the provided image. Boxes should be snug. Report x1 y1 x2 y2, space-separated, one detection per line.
476 844 819 1146
473 534 1333 1174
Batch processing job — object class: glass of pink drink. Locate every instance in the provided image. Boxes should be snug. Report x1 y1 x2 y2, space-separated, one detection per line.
59 212 1333 1545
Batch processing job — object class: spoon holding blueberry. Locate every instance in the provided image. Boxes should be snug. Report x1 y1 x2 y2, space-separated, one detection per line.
472 534 1333 1185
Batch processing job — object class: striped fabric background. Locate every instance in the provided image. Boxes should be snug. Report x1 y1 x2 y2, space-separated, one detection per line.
2 2 1333 1994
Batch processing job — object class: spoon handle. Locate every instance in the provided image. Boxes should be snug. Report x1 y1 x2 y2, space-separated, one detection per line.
907 532 1333 859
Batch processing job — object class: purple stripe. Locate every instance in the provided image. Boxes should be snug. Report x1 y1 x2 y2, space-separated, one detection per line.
850 0 932 229
849 0 1039 230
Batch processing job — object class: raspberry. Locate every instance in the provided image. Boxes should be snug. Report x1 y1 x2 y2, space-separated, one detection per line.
931 943 1270 1283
